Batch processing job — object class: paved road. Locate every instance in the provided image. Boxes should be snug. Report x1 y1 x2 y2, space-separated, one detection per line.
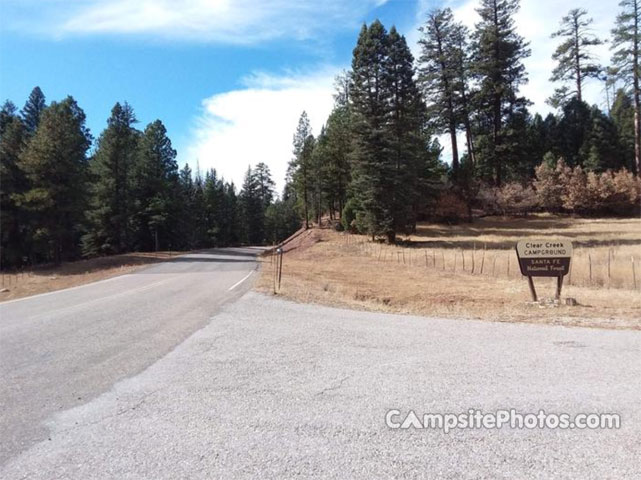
2 289 640 479
0 248 261 467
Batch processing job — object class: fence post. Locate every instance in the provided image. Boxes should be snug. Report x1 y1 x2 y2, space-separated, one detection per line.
472 243 476 274
278 248 283 291
272 249 277 294
632 256 637 290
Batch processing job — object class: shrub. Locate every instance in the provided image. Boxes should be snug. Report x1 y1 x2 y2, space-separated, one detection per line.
341 198 358 232
561 166 587 212
432 190 469 222
533 157 569 210
496 183 537 215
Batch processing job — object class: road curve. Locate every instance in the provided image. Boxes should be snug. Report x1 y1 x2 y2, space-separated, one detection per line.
0 247 261 466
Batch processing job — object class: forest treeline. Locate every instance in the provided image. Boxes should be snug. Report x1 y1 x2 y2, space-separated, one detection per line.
1 0 640 267
285 0 640 242
0 92 297 267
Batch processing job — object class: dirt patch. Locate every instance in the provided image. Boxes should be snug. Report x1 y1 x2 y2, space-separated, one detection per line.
0 251 185 302
256 216 641 330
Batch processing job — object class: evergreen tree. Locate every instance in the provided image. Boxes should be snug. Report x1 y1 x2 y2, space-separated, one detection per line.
20 86 46 134
549 9 603 106
176 163 199 249
16 97 91 263
254 162 275 210
290 111 314 228
611 89 637 171
220 182 239 246
557 97 592 167
322 106 352 219
238 166 265 244
349 21 395 241
192 168 209 247
386 26 426 234
581 107 622 171
611 0 641 174
131 120 178 251
472 0 531 186
310 126 328 224
265 180 300 244
418 8 466 171
203 168 229 246
0 101 18 132
0 103 28 266
83 102 139 255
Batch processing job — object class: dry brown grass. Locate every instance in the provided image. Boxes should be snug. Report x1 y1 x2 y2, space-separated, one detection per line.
256 215 641 330
0 251 183 302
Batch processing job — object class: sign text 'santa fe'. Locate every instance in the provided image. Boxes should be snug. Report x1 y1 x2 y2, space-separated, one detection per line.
515 240 573 277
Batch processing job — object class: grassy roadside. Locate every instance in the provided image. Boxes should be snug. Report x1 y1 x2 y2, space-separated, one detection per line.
255 216 641 330
0 251 184 302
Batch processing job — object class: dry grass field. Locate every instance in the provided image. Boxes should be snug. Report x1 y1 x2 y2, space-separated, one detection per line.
256 215 641 330
0 251 182 301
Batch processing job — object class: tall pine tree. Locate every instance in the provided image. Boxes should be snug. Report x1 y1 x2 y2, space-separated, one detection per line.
322 106 352 219
20 86 46 135
83 102 139 255
290 112 314 228
472 0 530 186
0 102 28 266
611 0 641 174
131 120 178 251
418 8 466 171
16 97 91 262
549 9 603 107
386 26 426 234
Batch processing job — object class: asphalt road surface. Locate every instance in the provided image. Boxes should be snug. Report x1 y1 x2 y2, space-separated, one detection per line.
2 259 641 479
0 248 260 467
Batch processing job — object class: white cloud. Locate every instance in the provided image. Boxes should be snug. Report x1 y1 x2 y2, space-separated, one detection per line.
6 0 389 44
185 68 339 192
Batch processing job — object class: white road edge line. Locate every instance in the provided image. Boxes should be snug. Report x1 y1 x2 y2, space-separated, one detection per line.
0 251 195 306
228 270 254 291
0 274 131 306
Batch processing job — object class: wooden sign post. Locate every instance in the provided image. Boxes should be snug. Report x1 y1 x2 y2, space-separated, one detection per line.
515 240 573 302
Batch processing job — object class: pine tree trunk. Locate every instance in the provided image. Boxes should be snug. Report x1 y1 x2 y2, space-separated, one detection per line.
386 230 396 244
574 15 583 103
449 122 459 171
634 0 641 175
460 87 476 165
464 121 476 165
492 0 502 187
303 182 309 229
436 30 459 171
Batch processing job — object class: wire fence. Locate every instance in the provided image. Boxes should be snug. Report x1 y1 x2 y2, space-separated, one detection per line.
339 234 640 291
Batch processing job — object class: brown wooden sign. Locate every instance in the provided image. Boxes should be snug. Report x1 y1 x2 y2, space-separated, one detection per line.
516 240 572 277
515 240 573 301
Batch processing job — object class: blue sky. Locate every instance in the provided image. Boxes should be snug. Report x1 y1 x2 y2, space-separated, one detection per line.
0 0 616 191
